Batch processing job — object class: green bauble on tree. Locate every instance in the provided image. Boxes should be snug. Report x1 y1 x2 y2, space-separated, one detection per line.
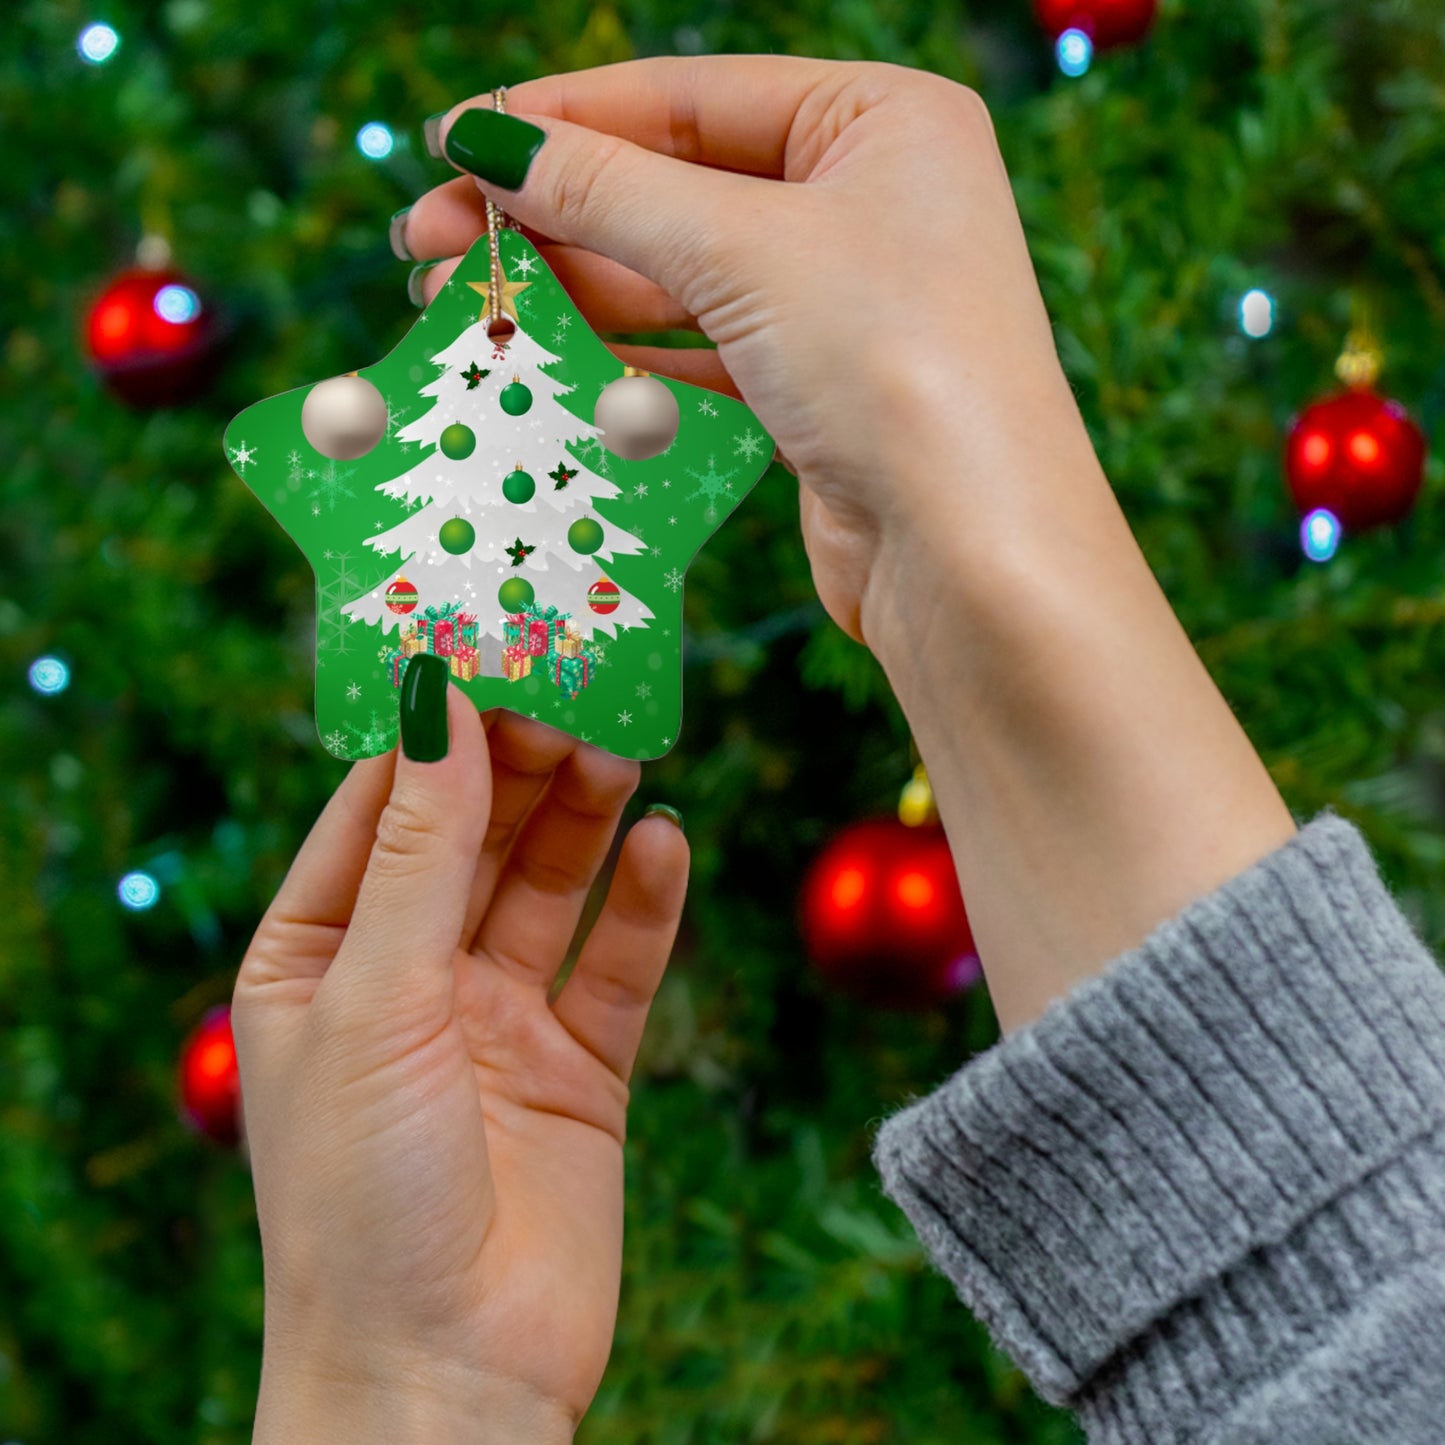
438 516 475 554
503 466 536 504
500 378 533 416
568 516 604 555
498 576 535 612
439 422 475 459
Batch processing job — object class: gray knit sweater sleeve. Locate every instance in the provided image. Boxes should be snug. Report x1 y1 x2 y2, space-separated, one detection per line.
870 814 1445 1444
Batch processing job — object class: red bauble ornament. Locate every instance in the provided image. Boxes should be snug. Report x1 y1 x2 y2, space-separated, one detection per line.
85 267 220 407
587 577 621 614
799 818 980 1011
1034 0 1157 48
1285 388 1427 532
178 1005 242 1147
386 576 419 614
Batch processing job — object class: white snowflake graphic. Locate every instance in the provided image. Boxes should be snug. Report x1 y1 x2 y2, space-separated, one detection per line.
515 252 538 276
346 681 362 702
636 683 652 699
664 567 684 593
309 459 357 513
341 709 397 757
555 312 572 331
697 398 717 417
287 449 304 484
618 711 633 727
684 456 738 519
229 440 257 472
324 730 347 753
733 429 766 462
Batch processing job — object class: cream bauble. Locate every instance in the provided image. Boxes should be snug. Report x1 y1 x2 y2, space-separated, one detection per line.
300 374 389 460
594 369 680 461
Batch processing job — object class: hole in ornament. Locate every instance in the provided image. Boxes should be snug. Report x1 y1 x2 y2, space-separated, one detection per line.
487 315 516 344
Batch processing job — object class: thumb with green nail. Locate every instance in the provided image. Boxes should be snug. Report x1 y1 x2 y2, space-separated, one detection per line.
234 668 689 1445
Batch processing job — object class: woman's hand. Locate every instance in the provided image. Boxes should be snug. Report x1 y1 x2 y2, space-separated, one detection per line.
233 685 688 1443
400 58 1294 1034
399 56 1085 645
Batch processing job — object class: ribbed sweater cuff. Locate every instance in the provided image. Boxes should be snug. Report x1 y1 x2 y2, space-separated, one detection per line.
870 815 1445 1422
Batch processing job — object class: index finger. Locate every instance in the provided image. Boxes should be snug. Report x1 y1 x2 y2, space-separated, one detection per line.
443 54 847 181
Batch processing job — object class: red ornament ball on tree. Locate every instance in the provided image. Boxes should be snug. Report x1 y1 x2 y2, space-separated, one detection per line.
1033 0 1157 48
1285 388 1427 532
587 577 621 614
799 817 980 1011
178 1005 242 1148
85 267 221 407
386 576 419 614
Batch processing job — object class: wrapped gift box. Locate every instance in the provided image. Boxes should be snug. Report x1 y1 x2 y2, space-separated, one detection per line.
502 645 532 681
553 654 588 697
449 645 480 682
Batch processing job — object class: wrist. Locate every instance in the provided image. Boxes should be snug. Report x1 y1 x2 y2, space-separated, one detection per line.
854 368 1293 1032
858 349 1119 677
254 1345 575 1445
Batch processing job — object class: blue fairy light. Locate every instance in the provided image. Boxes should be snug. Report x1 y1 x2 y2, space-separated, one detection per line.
1239 289 1275 339
118 871 161 911
78 22 120 64
1056 28 1093 77
153 284 201 324
356 122 395 160
1301 508 1341 563
28 657 70 695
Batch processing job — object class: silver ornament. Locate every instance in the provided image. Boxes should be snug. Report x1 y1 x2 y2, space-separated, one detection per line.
594 370 681 461
300 374 389 460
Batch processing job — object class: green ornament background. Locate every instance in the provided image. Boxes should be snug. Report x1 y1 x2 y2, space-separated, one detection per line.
223 227 774 763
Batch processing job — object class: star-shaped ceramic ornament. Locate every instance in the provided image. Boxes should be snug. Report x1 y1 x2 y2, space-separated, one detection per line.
223 227 774 762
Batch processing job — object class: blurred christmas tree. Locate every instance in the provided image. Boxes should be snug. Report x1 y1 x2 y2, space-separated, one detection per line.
2 1 1444 1442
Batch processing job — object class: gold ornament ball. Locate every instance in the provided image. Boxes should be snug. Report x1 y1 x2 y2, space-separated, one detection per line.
594 372 680 460
300 374 389 460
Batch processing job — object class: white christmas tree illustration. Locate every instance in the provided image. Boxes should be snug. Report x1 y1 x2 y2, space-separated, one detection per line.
342 311 653 661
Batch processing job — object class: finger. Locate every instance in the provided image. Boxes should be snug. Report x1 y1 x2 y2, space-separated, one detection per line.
550 811 690 1082
435 103 770 314
413 253 463 308
411 253 738 393
501 55 848 179
460 711 583 948
607 343 739 399
328 678 493 1020
401 179 701 332
472 743 641 992
237 751 398 990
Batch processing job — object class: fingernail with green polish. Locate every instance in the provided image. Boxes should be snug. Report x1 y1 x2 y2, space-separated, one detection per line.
400 654 449 762
645 803 684 834
406 259 445 308
388 206 413 262
423 112 447 159
443 107 546 192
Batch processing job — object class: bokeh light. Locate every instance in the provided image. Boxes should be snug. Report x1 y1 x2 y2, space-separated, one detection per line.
118 871 161 911
356 122 395 159
78 22 120 64
153 284 201 324
1239 288 1275 338
28 657 70 695
1056 28 1093 77
1301 508 1342 563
